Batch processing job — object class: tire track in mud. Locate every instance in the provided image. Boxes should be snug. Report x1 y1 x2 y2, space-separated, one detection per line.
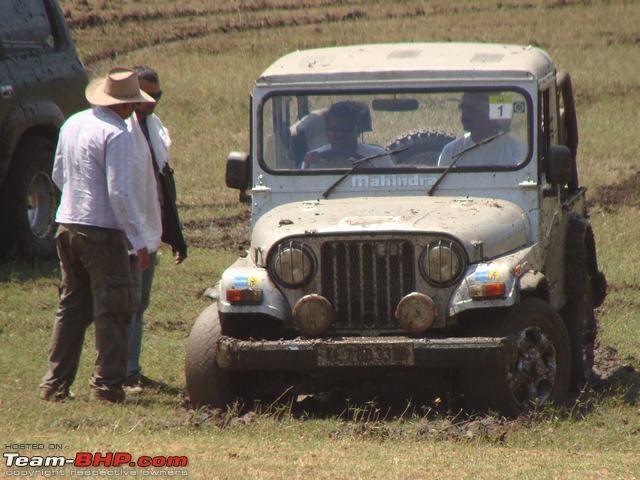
71 0 598 67
80 9 368 66
596 170 640 212
65 0 368 29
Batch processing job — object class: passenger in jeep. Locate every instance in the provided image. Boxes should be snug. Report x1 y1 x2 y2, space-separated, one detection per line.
301 101 393 169
438 92 527 168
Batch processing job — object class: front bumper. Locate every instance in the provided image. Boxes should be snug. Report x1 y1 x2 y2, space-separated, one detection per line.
217 336 515 371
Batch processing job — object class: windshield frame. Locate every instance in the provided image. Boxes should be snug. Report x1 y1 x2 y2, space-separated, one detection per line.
256 86 534 176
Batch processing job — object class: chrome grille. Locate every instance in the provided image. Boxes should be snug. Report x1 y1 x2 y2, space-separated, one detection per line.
321 240 415 332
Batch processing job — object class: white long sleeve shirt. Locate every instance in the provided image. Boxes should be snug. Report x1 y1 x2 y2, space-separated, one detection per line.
125 114 163 253
52 107 146 250
437 132 527 168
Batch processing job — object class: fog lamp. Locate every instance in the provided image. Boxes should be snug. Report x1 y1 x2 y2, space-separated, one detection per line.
292 294 334 337
469 282 506 299
395 292 435 335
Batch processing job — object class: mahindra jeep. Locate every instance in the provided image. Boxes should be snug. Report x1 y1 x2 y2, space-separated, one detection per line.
186 43 606 416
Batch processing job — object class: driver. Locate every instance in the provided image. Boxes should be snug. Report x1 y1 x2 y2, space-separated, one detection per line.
301 101 393 169
438 92 526 167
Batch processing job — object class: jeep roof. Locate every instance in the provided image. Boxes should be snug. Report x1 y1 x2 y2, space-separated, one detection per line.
257 42 555 85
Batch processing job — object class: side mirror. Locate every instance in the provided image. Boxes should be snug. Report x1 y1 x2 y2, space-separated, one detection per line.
544 144 574 186
225 151 250 190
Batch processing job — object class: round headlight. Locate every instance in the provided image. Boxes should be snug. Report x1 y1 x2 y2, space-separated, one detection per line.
420 239 464 286
270 241 316 287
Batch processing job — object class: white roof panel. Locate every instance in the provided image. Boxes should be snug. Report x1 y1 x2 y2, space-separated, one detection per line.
258 43 554 85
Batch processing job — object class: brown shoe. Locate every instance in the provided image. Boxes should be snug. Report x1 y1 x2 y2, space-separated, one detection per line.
40 386 74 402
90 387 125 404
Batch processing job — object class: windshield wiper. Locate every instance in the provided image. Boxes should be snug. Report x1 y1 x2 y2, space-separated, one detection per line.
427 131 505 196
322 147 408 199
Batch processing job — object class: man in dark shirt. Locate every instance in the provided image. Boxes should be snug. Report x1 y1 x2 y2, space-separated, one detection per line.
124 66 188 391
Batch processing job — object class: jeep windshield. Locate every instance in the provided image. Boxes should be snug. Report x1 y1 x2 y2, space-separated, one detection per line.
260 90 531 173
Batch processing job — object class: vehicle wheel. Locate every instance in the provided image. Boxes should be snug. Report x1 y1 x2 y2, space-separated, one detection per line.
0 134 58 259
461 297 571 417
562 216 600 388
185 304 234 408
386 129 455 166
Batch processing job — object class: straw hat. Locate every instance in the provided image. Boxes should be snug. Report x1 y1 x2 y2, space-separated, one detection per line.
85 68 155 106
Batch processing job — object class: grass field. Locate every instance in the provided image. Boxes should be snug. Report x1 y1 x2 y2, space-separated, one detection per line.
2 0 640 478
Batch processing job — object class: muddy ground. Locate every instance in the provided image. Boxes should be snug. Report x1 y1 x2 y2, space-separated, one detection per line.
596 170 640 211
183 340 638 436
182 208 250 251
60 0 614 69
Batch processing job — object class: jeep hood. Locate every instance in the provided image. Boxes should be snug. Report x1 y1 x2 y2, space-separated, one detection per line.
252 196 530 264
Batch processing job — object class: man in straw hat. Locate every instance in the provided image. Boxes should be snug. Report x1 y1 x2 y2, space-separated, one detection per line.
40 68 155 403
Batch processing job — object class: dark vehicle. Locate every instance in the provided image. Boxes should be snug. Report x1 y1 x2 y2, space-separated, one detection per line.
0 0 87 259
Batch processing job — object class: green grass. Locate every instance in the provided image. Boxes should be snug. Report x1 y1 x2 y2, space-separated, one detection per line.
2 0 640 478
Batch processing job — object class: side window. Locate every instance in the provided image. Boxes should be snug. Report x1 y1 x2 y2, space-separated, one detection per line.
0 1 57 56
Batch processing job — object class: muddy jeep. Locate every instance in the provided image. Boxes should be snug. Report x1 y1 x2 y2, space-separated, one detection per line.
186 43 606 416
0 0 87 259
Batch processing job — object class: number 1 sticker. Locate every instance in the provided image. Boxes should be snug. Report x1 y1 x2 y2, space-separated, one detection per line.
489 94 513 119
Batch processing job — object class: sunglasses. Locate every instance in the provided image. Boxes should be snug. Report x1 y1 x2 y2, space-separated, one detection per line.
147 90 162 101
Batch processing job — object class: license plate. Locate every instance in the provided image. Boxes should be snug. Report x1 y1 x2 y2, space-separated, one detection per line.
317 343 414 367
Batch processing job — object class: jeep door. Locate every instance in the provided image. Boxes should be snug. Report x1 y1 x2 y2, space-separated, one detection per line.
538 81 567 308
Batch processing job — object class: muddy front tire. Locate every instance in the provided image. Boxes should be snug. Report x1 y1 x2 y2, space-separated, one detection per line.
461 297 571 417
185 304 234 408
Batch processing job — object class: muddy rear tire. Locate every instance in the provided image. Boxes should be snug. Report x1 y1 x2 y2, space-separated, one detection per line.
0 134 58 260
461 297 571 417
563 216 600 388
185 304 234 408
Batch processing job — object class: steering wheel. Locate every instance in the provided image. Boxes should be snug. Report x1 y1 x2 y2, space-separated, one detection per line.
313 149 363 168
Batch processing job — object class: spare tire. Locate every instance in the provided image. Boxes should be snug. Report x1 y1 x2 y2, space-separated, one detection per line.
387 129 455 166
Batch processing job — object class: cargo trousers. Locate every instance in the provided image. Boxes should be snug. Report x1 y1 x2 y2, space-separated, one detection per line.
40 224 133 398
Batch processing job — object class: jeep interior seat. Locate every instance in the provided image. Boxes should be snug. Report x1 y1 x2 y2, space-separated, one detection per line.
290 108 329 167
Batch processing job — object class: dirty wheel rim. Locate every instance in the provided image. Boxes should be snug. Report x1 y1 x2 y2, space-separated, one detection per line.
508 326 557 407
27 171 56 238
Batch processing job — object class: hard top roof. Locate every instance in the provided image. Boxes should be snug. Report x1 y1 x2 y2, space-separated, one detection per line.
257 42 555 85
